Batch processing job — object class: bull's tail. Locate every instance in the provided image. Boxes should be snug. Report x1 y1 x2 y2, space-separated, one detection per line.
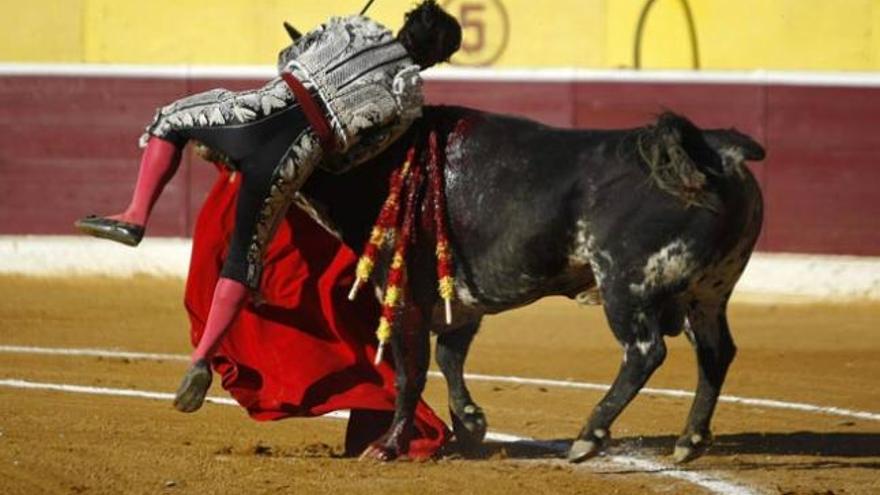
702 128 765 162
636 112 764 210
702 128 766 182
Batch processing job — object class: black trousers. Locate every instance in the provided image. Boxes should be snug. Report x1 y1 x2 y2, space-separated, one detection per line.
169 103 311 287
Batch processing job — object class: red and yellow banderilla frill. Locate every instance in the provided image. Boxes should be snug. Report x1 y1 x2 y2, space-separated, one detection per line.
347 146 415 302
427 131 455 324
348 132 457 364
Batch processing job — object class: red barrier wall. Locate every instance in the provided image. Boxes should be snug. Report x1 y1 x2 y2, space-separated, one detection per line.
1 74 878 255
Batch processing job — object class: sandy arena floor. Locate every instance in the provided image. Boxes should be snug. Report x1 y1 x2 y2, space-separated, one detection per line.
0 276 878 494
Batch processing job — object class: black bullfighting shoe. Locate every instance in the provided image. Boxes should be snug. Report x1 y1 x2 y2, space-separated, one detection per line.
173 359 213 413
74 215 145 247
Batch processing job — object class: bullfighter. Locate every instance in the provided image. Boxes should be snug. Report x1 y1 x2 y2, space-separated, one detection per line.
75 0 461 414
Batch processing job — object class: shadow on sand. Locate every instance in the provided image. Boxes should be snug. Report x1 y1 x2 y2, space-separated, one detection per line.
454 432 880 470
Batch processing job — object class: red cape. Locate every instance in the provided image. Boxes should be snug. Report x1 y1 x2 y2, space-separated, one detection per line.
184 167 449 458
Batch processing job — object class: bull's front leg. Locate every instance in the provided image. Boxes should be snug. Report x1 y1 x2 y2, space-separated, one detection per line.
568 299 668 463
360 308 431 461
436 319 487 453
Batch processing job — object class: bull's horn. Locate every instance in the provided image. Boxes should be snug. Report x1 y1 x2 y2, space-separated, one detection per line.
283 21 302 41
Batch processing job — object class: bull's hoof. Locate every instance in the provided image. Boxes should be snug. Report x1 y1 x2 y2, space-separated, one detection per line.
173 360 212 413
358 423 410 462
567 429 610 463
358 443 401 462
673 431 713 464
451 404 487 453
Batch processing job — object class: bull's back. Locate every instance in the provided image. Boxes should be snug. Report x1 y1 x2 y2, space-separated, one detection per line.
441 108 765 308
441 111 620 308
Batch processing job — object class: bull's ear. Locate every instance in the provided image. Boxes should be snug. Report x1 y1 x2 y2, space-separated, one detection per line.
283 21 302 41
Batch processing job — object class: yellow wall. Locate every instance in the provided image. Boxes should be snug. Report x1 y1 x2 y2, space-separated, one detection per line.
605 0 880 70
2 0 879 70
1 0 86 62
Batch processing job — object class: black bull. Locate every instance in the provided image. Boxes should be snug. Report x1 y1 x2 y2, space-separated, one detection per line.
299 105 765 463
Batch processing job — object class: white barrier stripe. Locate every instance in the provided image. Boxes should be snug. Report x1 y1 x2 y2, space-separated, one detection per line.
480 433 755 495
0 379 350 419
0 378 237 406
2 62 880 88
603 455 754 495
0 378 755 495
0 345 188 362
3 344 878 422
711 396 880 422
4 237 879 300
450 371 880 422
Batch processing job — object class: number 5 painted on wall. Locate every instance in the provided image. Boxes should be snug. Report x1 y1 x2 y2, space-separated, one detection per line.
443 0 509 66
460 3 486 54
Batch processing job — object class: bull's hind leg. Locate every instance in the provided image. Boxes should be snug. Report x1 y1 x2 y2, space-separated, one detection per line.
568 298 668 463
673 297 736 463
436 319 487 452
360 308 431 462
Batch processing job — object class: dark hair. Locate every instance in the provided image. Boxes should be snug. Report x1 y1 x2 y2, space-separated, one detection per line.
397 1 462 69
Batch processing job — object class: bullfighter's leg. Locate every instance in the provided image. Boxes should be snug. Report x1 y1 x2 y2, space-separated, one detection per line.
436 319 487 452
174 128 318 413
360 308 432 461
74 137 181 246
673 297 736 463
568 297 668 463
75 79 295 245
107 137 182 230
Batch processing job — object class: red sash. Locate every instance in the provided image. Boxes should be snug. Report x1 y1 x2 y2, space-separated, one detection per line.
281 71 337 155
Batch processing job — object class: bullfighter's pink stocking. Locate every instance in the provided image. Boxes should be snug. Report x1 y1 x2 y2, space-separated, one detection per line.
110 137 182 226
191 277 248 363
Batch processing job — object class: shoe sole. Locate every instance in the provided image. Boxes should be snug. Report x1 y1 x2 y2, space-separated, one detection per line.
174 367 212 413
74 221 142 247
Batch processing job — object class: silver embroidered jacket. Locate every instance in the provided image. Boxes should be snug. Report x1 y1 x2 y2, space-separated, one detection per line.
280 15 423 173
